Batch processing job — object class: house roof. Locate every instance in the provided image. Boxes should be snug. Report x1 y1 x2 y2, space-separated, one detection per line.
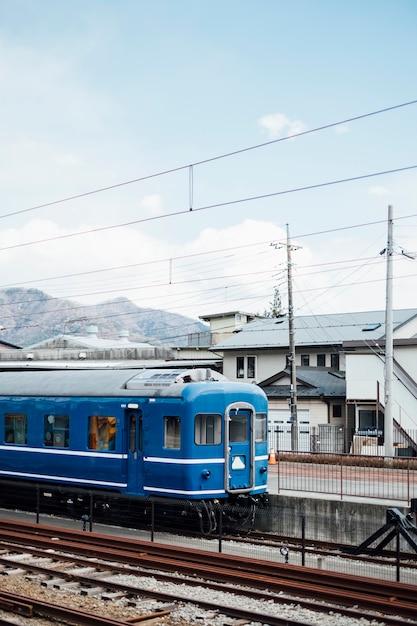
27 326 153 350
260 366 346 399
199 311 259 322
212 309 417 350
0 339 22 350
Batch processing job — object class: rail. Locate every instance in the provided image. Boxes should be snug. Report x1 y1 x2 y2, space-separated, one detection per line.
1 519 417 625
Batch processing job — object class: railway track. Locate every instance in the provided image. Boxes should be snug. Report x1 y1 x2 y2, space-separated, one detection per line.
0 589 168 626
0 518 416 625
234 530 417 567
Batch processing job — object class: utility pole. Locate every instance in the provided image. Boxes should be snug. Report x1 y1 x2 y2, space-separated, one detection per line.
286 224 298 452
272 228 300 451
384 205 394 457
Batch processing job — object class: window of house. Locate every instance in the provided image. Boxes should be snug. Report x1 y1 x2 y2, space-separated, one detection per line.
255 413 267 442
44 414 69 447
195 413 222 445
88 416 116 451
164 416 181 449
332 404 342 418
247 356 256 378
330 353 340 369
236 356 244 378
5 413 27 444
358 409 376 430
317 354 326 367
301 354 310 366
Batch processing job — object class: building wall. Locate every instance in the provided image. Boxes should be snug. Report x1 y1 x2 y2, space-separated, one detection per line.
346 352 417 431
222 350 287 382
394 316 417 340
395 344 417 381
345 353 381 400
222 348 345 383
268 398 330 428
0 346 172 362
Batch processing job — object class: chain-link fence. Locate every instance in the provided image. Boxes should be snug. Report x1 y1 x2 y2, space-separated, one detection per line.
1 479 416 584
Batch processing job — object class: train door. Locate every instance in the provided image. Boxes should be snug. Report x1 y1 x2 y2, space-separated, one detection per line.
225 402 254 493
126 408 143 493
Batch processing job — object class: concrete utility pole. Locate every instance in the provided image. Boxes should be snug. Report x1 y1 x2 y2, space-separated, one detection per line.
384 205 394 457
286 224 298 452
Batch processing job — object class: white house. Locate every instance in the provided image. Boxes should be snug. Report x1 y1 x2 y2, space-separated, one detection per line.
206 309 417 455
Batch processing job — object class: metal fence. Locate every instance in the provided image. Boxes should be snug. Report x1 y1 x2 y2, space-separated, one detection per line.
268 425 417 456
2 484 416 584
267 452 417 504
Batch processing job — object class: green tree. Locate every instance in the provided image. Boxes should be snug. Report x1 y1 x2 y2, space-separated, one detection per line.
263 286 284 318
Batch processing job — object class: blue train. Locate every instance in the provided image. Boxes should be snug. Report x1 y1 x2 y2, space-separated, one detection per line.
0 367 269 528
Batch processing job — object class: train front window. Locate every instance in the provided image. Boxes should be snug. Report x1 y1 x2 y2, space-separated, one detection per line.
255 413 267 442
164 416 181 449
195 413 221 445
44 414 69 448
88 416 116 451
229 411 248 443
5 413 27 445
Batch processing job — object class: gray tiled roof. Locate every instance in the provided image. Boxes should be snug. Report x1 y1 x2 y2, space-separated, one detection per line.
213 309 417 350
260 367 346 399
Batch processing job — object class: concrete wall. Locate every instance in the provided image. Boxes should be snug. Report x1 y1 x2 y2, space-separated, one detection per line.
256 494 409 547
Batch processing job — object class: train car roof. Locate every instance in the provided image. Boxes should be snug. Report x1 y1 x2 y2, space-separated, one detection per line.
0 368 227 397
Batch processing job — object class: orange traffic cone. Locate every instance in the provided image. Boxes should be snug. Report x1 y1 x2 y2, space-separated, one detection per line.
268 447 276 464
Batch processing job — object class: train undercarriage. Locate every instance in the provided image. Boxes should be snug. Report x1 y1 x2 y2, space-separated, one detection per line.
0 478 270 536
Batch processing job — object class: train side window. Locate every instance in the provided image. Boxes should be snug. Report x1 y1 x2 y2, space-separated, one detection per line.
5 413 27 445
229 411 248 443
164 416 181 449
255 413 267 442
44 414 69 448
88 416 116 451
195 413 221 445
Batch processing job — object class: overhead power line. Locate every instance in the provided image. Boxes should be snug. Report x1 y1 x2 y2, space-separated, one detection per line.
0 165 416 254
1 98 416 221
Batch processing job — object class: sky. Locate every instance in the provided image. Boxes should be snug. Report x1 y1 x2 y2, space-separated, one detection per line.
0 0 417 334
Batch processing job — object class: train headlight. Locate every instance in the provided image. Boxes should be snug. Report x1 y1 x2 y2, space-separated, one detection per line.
201 470 211 478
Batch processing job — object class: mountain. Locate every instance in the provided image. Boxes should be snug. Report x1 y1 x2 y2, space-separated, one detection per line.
0 288 209 348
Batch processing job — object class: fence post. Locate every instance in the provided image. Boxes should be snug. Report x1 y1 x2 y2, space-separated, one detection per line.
36 485 40 524
396 531 401 582
151 499 155 542
340 455 344 500
218 502 223 553
277 451 280 495
89 492 93 532
407 458 410 505
301 515 306 566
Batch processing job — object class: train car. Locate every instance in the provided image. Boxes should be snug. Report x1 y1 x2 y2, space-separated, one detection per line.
0 367 269 526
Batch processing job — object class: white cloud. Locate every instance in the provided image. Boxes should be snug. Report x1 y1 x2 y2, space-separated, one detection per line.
368 186 388 196
334 124 351 134
140 194 165 216
0 214 415 324
258 113 307 139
